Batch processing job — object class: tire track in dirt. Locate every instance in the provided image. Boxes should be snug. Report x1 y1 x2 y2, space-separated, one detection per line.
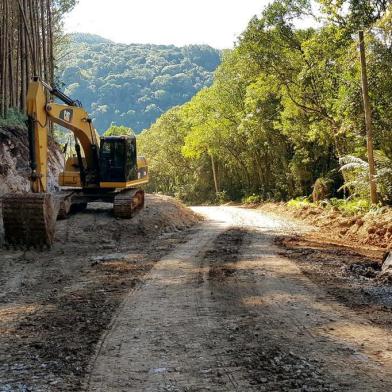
86 208 236 391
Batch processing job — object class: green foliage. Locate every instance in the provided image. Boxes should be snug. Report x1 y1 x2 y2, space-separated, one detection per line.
58 33 221 133
328 198 371 215
54 0 79 14
132 0 392 204
0 108 26 128
287 197 313 209
215 191 230 204
287 196 371 215
138 105 218 204
339 152 392 203
242 194 263 204
339 155 370 198
103 124 134 137
319 0 389 30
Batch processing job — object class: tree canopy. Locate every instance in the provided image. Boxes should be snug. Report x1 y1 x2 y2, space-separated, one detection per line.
103 124 134 137
0 0 77 118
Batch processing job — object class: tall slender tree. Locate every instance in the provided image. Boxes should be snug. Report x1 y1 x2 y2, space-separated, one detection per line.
0 0 77 118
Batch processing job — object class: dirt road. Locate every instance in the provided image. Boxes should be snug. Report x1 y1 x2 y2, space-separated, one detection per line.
85 206 392 391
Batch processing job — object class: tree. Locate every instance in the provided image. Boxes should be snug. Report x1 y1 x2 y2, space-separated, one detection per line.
104 124 134 137
0 0 77 119
58 34 221 133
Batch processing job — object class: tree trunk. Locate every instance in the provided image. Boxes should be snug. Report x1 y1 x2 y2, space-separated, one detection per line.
0 0 58 117
210 154 219 194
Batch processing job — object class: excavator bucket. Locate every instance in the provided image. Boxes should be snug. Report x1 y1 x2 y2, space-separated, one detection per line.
2 193 56 248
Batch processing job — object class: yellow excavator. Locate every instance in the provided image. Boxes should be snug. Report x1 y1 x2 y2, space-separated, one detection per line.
2 77 148 247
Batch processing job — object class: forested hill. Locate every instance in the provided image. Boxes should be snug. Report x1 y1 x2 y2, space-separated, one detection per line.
58 33 221 133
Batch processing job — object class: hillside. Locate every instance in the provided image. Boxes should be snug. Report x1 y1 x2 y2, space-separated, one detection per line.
0 125 63 197
58 33 221 133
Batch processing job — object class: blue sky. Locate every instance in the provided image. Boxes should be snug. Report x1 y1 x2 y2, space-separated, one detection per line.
64 0 271 49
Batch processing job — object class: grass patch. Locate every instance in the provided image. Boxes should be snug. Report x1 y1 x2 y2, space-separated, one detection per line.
328 198 371 215
287 197 374 215
287 197 313 209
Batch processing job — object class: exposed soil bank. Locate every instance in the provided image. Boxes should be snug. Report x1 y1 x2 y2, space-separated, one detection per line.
257 202 392 250
0 194 199 391
0 125 63 196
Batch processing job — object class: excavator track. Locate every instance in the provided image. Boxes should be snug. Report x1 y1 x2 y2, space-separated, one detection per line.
2 193 56 248
113 189 145 219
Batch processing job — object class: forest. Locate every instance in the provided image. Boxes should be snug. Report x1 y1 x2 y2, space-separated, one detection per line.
58 33 221 132
139 0 392 206
0 0 77 119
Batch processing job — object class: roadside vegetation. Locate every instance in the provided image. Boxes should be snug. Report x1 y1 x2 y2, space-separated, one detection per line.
287 197 372 216
139 0 392 209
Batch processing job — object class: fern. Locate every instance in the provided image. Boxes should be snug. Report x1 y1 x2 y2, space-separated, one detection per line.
339 153 392 202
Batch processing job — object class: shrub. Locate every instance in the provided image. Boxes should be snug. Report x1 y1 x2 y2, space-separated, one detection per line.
339 153 392 203
287 197 313 209
328 198 371 215
242 194 263 204
312 177 334 202
215 191 229 204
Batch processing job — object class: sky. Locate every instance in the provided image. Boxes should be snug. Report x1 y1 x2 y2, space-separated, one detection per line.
64 0 271 49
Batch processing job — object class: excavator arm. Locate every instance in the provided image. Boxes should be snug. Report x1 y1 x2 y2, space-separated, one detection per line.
2 77 148 248
26 78 101 192
26 78 49 193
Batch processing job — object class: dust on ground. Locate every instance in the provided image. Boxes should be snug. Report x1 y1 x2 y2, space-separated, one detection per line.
253 202 392 337
0 194 199 391
3 198 392 391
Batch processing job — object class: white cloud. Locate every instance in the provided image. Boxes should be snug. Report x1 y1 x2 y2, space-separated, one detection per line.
64 0 271 49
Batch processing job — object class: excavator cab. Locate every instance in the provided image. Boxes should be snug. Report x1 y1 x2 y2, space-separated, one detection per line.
99 136 138 183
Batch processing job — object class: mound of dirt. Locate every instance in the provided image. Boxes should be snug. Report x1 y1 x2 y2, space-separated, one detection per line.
0 125 63 196
53 194 200 248
259 202 392 250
